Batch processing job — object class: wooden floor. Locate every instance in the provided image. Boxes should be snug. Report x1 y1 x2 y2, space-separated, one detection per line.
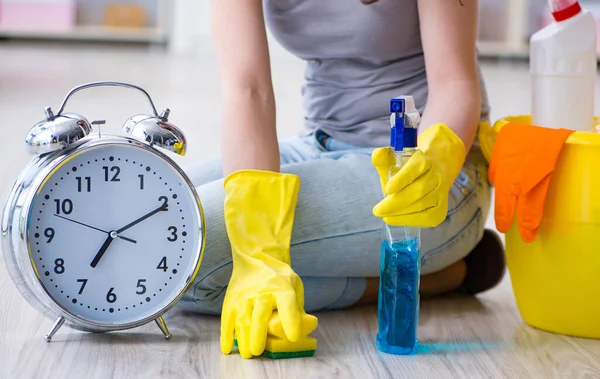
3 42 600 379
3 271 600 379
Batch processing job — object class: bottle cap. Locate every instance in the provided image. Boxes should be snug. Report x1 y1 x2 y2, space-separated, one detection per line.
549 0 581 22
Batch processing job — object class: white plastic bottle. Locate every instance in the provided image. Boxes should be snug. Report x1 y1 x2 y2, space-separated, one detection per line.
530 0 597 132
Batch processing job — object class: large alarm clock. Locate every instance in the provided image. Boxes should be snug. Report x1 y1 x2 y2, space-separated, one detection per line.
1 82 206 342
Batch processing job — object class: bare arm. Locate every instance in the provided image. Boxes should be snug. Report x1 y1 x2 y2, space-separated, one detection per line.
417 0 481 153
211 0 279 175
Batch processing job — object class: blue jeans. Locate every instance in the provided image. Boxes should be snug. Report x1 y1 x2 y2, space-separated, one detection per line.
177 130 491 314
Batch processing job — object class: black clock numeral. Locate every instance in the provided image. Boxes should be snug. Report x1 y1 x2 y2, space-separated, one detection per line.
138 174 144 190
158 196 168 208
54 258 65 274
167 226 178 242
136 279 147 295
157 257 168 272
54 199 73 215
76 176 92 192
103 166 121 182
106 287 117 303
44 227 55 243
77 279 88 294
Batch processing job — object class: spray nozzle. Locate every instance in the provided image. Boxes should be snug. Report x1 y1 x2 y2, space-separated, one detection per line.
390 96 420 151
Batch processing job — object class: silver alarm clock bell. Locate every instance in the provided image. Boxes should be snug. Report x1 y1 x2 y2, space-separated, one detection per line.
26 81 186 156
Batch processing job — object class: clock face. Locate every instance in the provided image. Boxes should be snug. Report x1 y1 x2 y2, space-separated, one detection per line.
27 142 202 326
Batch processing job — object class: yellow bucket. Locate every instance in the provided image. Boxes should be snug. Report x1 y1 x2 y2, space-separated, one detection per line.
490 115 600 338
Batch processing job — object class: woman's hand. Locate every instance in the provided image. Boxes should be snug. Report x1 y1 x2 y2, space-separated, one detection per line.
372 124 465 228
220 170 317 359
220 255 308 358
371 0 481 228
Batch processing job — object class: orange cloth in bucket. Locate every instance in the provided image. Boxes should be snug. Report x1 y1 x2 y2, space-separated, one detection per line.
488 123 574 242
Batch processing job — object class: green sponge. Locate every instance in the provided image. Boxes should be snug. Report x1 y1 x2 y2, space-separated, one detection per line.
263 349 315 359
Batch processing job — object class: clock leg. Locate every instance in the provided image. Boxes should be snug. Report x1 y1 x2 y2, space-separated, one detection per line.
45 315 65 342
155 316 172 340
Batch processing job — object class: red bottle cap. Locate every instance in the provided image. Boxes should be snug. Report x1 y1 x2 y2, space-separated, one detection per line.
552 1 582 22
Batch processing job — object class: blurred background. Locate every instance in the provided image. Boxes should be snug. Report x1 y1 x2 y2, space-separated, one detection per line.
4 1 600 57
1 0 600 200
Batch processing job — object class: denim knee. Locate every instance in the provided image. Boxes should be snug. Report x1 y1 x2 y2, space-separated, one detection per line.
178 261 232 315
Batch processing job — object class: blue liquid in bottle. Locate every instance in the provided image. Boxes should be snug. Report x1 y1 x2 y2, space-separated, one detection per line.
376 238 421 355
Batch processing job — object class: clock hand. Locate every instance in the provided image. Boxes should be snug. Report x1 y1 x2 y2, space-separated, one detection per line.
117 235 137 244
116 201 168 234
53 214 137 244
53 214 106 233
90 232 116 268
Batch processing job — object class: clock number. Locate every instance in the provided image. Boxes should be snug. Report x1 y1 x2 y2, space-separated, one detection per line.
76 176 91 192
54 258 65 274
103 166 121 182
157 257 168 272
44 227 55 243
106 287 117 303
136 279 147 295
77 279 88 294
138 174 144 190
54 199 73 215
158 196 168 208
167 226 178 242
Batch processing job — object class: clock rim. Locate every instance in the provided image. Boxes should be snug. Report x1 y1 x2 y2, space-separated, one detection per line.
1 135 206 333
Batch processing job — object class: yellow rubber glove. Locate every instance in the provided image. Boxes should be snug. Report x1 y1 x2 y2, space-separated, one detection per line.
267 311 318 339
372 123 466 228
220 170 317 359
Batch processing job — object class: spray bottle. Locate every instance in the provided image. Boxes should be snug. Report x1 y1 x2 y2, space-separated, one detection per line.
376 96 422 355
531 0 597 131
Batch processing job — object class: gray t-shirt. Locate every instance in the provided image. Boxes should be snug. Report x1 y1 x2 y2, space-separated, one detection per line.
263 0 490 147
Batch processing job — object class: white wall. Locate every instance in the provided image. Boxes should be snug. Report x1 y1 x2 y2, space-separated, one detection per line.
168 0 294 60
168 0 210 55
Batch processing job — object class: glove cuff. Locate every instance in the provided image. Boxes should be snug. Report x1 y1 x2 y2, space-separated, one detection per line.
223 170 301 264
224 169 299 188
